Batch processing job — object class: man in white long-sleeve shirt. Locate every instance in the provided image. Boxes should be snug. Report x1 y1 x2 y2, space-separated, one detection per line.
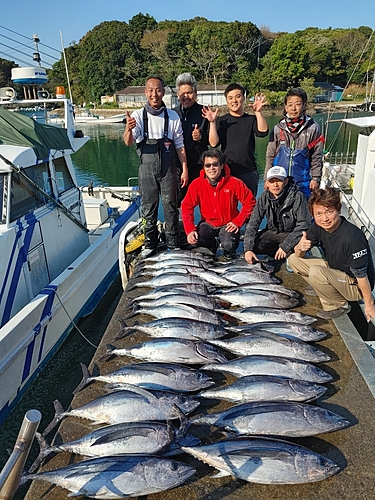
124 76 188 256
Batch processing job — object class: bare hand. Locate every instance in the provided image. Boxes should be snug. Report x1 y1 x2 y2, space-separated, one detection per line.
364 302 375 322
244 250 258 264
309 179 320 191
202 105 218 123
180 170 189 188
225 222 239 233
251 93 267 113
187 230 198 245
299 231 312 253
125 110 136 130
192 124 202 141
274 247 287 260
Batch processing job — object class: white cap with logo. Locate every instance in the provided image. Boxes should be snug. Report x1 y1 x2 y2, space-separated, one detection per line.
266 166 287 181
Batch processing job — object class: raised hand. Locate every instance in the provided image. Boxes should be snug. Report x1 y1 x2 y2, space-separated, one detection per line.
192 124 202 141
202 105 218 123
299 231 312 253
125 110 136 130
251 93 267 112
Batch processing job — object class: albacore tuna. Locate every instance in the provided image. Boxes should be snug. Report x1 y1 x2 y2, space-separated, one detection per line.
181 436 339 484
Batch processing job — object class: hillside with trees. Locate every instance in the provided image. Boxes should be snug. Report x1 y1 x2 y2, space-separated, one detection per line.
2 15 374 105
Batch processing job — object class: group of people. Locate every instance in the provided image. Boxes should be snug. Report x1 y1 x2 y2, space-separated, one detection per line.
124 74 375 323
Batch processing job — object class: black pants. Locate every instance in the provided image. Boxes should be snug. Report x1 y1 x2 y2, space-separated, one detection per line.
253 229 290 257
197 221 240 253
138 148 179 249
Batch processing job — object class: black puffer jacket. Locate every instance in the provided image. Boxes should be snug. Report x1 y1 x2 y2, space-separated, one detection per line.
243 179 310 254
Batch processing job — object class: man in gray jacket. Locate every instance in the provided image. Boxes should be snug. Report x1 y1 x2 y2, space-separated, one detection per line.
244 166 310 264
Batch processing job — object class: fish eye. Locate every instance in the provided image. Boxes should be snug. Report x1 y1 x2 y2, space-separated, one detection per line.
179 395 187 403
171 461 179 471
197 372 203 379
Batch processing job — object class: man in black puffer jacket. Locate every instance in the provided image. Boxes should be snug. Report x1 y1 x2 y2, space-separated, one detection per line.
244 166 310 264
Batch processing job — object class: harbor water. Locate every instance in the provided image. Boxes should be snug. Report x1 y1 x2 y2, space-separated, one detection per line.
0 111 372 497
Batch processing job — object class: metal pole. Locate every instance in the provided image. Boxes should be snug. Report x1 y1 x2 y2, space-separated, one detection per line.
0 410 41 499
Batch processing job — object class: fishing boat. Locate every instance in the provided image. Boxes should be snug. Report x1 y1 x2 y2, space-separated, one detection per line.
0 70 141 425
73 109 126 124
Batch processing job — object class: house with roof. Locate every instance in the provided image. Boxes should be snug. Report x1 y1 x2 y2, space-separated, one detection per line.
314 82 344 102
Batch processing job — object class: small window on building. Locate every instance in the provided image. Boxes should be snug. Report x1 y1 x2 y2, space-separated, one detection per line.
53 157 75 194
10 163 51 222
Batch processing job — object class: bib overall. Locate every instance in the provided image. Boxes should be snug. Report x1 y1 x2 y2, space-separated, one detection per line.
136 108 179 249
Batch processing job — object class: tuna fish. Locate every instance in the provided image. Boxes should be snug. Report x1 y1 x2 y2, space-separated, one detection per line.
221 283 300 299
209 333 330 363
191 401 349 437
218 307 316 324
129 291 217 311
115 318 227 341
221 270 281 285
126 273 207 291
31 416 199 472
124 303 222 325
199 375 327 403
138 257 210 271
181 436 340 484
226 321 327 342
73 362 214 394
203 355 333 383
211 289 300 309
43 385 200 435
27 455 195 498
99 338 228 365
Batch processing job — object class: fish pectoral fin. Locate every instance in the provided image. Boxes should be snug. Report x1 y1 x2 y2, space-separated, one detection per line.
211 469 231 478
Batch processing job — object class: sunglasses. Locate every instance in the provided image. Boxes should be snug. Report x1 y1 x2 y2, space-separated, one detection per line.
203 161 221 168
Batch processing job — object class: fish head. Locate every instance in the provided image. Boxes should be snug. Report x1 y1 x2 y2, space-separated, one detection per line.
177 370 215 391
196 342 228 364
296 450 340 481
143 457 195 489
161 393 200 414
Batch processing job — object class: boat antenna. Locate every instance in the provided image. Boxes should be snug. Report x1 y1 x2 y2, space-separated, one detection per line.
60 30 73 104
32 33 41 67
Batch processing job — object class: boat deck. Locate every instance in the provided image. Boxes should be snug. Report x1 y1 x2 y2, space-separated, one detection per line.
24 261 375 500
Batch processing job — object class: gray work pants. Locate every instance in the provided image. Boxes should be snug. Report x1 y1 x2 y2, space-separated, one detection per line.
138 146 179 249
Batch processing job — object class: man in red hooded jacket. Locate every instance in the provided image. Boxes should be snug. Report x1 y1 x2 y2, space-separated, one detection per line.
181 149 256 258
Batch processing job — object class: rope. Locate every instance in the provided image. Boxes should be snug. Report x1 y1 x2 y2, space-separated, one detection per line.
55 291 98 349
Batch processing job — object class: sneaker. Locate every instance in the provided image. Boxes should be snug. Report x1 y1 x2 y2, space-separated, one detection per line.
305 284 318 296
285 258 293 273
316 304 351 320
141 247 157 259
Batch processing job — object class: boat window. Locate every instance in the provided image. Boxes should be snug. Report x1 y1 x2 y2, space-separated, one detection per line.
0 174 5 224
53 157 75 194
10 163 51 222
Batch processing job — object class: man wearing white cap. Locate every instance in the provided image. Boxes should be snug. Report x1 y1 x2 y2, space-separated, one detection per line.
244 166 310 264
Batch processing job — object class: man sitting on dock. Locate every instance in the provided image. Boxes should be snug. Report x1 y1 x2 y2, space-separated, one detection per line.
288 187 375 321
181 149 256 259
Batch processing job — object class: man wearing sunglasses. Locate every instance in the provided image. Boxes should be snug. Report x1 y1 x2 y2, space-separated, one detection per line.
181 149 256 258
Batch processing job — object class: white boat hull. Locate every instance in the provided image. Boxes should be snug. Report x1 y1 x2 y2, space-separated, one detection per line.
0 196 140 424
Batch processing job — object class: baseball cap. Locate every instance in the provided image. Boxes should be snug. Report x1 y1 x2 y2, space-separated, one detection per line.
266 166 287 181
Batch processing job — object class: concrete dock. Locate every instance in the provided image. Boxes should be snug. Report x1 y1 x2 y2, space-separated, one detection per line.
24 260 375 500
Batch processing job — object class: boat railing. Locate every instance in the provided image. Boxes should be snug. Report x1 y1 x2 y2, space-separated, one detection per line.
127 176 139 188
0 410 41 499
324 151 357 165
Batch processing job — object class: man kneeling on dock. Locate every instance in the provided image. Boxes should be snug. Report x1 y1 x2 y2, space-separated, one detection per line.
288 187 375 321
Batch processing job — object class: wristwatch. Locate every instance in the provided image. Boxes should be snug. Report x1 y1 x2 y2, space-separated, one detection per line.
312 177 321 182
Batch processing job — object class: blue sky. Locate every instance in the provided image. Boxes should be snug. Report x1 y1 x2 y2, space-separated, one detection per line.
1 0 374 68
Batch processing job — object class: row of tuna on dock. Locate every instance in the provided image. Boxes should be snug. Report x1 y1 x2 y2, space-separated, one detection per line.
25 249 350 498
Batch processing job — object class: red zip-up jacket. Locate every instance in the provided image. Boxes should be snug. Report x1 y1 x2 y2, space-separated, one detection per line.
181 164 256 235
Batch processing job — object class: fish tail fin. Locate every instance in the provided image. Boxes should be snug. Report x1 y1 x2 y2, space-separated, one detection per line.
122 304 139 320
113 318 132 341
73 363 92 394
42 400 65 436
27 433 53 473
98 344 117 362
